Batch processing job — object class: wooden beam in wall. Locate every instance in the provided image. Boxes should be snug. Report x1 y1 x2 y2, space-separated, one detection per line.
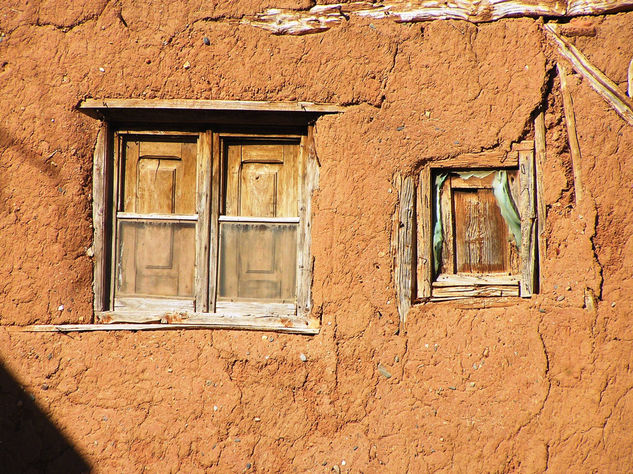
545 23 633 127
395 175 415 327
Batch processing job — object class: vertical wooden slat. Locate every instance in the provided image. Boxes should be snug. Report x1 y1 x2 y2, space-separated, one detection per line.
557 63 584 205
92 123 110 313
519 142 537 297
208 133 221 311
396 175 414 328
109 132 123 308
195 131 211 312
296 127 318 319
534 112 547 293
417 167 432 299
440 177 454 275
628 57 633 98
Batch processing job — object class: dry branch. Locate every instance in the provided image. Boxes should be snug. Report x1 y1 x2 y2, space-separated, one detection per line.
545 23 633 126
557 63 584 205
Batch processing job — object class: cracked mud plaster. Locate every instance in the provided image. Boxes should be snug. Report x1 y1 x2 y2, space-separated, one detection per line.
1 2 633 471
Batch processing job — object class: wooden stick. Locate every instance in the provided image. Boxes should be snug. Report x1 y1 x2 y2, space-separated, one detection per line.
534 112 547 292
557 63 584 205
628 57 633 98
519 145 537 297
396 176 415 327
416 167 432 299
545 24 633 126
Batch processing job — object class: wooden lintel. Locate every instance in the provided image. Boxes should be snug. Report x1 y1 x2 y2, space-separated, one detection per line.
79 99 345 115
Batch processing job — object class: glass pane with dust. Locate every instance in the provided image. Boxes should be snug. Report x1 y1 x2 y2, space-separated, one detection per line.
218 222 297 302
116 220 195 298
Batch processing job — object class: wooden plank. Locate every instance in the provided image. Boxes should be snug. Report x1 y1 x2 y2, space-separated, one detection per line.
113 296 194 313
79 98 345 114
566 0 633 16
431 284 519 300
396 176 415 327
557 63 584 205
14 315 320 335
432 150 518 169
208 133 221 311
628 57 633 98
92 123 109 313
219 216 300 223
117 213 197 221
454 188 509 273
434 273 520 286
417 167 432 299
519 146 537 297
545 24 633 126
439 177 454 274
196 131 211 312
296 127 318 319
534 112 547 293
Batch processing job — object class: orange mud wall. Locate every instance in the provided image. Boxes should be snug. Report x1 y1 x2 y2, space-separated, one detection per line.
1 2 633 471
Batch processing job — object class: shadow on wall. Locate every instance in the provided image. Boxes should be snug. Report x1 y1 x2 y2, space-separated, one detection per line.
0 361 91 473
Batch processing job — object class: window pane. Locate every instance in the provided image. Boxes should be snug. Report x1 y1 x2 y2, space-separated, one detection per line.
116 220 195 298
122 137 197 214
453 188 509 273
218 222 297 302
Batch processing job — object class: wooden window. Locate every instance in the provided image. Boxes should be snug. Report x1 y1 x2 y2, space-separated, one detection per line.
93 127 319 333
415 141 538 302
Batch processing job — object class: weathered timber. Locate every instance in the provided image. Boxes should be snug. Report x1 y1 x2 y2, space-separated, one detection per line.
519 146 537 297
195 131 211 312
434 273 520 286
416 167 432 299
245 1 633 36
215 301 296 317
396 175 415 327
431 150 518 169
628 57 633 98
431 284 519 300
13 314 319 335
208 133 221 311
80 98 345 114
92 124 109 314
296 128 318 320
546 24 633 126
557 63 585 205
534 112 547 292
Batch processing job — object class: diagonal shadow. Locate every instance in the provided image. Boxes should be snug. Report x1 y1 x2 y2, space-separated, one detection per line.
0 361 91 473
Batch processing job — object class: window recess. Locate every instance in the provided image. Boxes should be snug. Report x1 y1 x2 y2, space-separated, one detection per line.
398 140 540 307
83 99 342 334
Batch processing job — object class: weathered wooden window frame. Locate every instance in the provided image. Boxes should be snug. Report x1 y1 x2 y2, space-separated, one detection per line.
414 140 538 302
92 123 321 334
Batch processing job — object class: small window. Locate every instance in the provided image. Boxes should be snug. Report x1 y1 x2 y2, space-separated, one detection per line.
415 141 538 301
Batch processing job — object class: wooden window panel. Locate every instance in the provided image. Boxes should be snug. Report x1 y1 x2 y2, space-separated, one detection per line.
90 125 316 334
413 142 537 304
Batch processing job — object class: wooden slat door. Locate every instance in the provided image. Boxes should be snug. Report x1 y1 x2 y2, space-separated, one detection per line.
219 140 299 302
117 137 197 301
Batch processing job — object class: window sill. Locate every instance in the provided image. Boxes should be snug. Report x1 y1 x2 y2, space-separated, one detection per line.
11 312 319 335
429 273 520 301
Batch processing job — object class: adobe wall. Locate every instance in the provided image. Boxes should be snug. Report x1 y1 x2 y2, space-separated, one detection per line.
1 1 632 471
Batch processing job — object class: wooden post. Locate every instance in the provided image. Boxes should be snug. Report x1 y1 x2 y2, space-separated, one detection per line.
416 167 432 299
534 112 547 292
518 142 536 297
557 63 584 205
92 123 110 313
296 127 318 320
628 57 633 98
396 175 415 326
208 133 221 312
195 131 212 312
